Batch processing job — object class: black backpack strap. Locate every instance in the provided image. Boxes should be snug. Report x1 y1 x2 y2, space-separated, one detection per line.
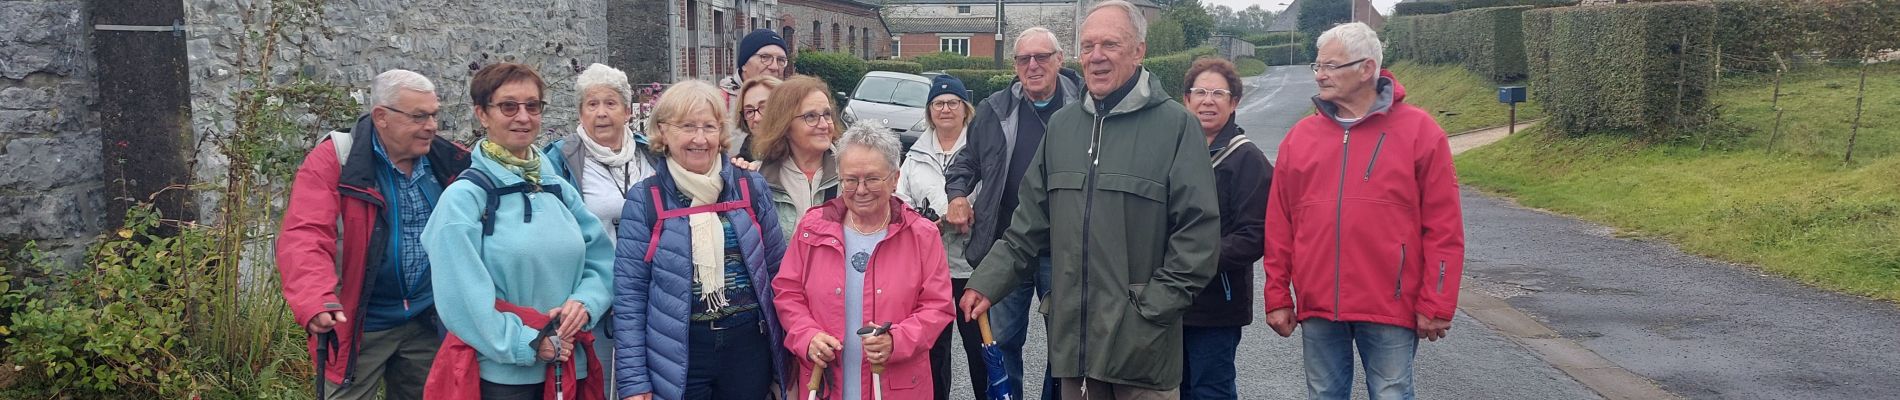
456 169 574 236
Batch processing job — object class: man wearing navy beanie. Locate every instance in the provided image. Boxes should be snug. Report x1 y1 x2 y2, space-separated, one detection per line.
722 29 790 99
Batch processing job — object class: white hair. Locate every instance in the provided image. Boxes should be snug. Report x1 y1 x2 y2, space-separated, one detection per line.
575 63 633 105
1013 26 1066 56
1086 0 1148 43
837 120 901 170
369 69 435 113
1317 22 1384 71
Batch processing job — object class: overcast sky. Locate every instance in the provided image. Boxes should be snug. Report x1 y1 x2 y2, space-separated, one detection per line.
1202 0 1402 15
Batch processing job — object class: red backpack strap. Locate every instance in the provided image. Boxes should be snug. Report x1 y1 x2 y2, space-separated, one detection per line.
645 186 667 263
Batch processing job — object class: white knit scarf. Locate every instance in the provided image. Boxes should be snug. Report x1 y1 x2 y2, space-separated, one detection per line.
667 157 729 309
577 125 640 167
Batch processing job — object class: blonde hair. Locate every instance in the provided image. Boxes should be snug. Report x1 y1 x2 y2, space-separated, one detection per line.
733 75 784 137
751 75 841 163
645 79 729 154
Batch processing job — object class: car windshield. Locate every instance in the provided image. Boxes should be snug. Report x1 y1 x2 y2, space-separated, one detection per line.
855 76 929 108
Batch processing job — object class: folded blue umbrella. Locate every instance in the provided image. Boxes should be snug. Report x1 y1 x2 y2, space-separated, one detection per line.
979 312 1019 400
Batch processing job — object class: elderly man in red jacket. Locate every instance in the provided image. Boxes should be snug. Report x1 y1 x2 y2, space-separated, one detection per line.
1261 22 1467 400
276 69 470 400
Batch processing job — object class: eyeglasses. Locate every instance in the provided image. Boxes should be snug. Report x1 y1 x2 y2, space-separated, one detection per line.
1013 51 1057 66
929 100 963 111
1310 59 1369 74
487 100 547 117
380 106 439 124
840 173 892 190
796 111 834 128
742 106 763 120
1187 88 1234 100
752 54 790 67
662 122 721 137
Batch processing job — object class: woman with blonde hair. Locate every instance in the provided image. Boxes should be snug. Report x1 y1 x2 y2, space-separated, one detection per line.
750 75 844 238
728 75 783 160
612 80 791 400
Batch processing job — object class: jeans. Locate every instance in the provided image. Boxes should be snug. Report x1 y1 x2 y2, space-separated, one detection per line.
1180 326 1242 400
987 256 1057 400
1300 319 1418 400
685 309 772 400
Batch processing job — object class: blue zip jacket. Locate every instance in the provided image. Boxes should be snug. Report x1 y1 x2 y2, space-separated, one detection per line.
612 156 790 399
422 141 615 385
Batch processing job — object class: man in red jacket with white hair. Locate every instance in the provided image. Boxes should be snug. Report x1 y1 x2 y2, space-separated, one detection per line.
1262 22 1466 400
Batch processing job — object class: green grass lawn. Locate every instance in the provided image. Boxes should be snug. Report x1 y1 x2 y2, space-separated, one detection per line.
1455 63 1900 302
1238 57 1268 77
1387 61 1547 135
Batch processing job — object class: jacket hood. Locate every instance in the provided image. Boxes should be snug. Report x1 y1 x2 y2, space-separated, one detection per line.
760 151 840 193
1081 69 1171 118
1312 69 1408 126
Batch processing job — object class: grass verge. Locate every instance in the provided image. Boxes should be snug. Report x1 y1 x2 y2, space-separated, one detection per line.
1388 61 1546 134
1455 63 1900 302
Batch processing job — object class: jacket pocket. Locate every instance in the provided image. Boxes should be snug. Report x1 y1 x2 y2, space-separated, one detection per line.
1393 244 1406 299
1363 132 1387 181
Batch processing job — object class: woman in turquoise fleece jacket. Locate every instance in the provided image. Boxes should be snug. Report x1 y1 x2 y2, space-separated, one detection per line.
422 63 614 395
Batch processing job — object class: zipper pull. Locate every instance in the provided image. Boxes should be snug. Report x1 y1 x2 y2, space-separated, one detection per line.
403 298 411 311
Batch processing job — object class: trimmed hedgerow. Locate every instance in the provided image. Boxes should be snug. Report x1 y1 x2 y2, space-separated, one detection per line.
1384 6 1533 82
1525 1 1718 135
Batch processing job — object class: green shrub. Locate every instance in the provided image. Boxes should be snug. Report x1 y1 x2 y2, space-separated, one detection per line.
1397 0 1573 15
795 50 870 96
1526 2 1717 135
913 52 997 71
1814 0 1900 62
1710 0 1820 73
1384 6 1532 81
943 69 1016 101
1395 2 1456 16
1258 43 1312 66
1148 17 1190 56
868 60 924 75
1237 57 1269 77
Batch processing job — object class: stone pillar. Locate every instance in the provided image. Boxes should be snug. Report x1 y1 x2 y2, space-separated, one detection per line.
611 0 675 85
0 0 108 263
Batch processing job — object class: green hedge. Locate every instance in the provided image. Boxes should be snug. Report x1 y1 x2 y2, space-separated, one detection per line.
1242 32 1307 46
1525 2 1717 135
913 52 999 71
1144 47 1221 100
1385 6 1532 81
942 69 1015 101
1705 0 1900 73
867 60 924 75
794 50 869 97
1396 0 1572 16
1257 44 1312 66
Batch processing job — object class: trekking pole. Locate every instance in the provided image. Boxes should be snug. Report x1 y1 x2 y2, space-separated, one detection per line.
807 364 826 400
856 322 893 400
315 331 335 400
543 320 565 400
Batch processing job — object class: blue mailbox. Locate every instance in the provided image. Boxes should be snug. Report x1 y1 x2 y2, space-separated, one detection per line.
1498 86 1527 104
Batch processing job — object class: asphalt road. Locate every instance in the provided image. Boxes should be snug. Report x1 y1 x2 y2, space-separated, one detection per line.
945 64 1900 399
943 65 1598 400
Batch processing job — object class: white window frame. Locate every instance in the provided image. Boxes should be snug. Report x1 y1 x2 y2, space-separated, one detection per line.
940 36 971 56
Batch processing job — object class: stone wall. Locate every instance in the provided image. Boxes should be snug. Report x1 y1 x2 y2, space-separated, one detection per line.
0 0 107 262
184 0 614 217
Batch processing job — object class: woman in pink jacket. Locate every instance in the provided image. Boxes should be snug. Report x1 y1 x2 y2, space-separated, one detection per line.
773 121 955 400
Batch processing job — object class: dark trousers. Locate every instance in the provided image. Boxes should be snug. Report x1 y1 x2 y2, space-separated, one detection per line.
1180 326 1243 400
479 381 544 400
685 309 773 400
933 278 991 400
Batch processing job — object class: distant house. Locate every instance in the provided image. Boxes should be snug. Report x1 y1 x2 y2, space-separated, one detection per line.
881 0 1161 61
619 0 889 82
1267 0 1386 33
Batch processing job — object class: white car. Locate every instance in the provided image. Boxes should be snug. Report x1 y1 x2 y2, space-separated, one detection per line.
841 71 934 149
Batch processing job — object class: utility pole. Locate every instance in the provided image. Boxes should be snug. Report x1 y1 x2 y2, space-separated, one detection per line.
994 0 1006 69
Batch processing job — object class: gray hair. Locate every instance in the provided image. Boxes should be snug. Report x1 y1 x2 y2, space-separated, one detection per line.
575 63 633 105
1086 0 1148 44
837 120 901 170
1013 26 1066 56
369 69 435 113
1317 22 1384 71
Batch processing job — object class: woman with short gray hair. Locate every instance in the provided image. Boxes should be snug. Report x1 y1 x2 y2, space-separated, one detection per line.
546 63 654 238
773 121 954 400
